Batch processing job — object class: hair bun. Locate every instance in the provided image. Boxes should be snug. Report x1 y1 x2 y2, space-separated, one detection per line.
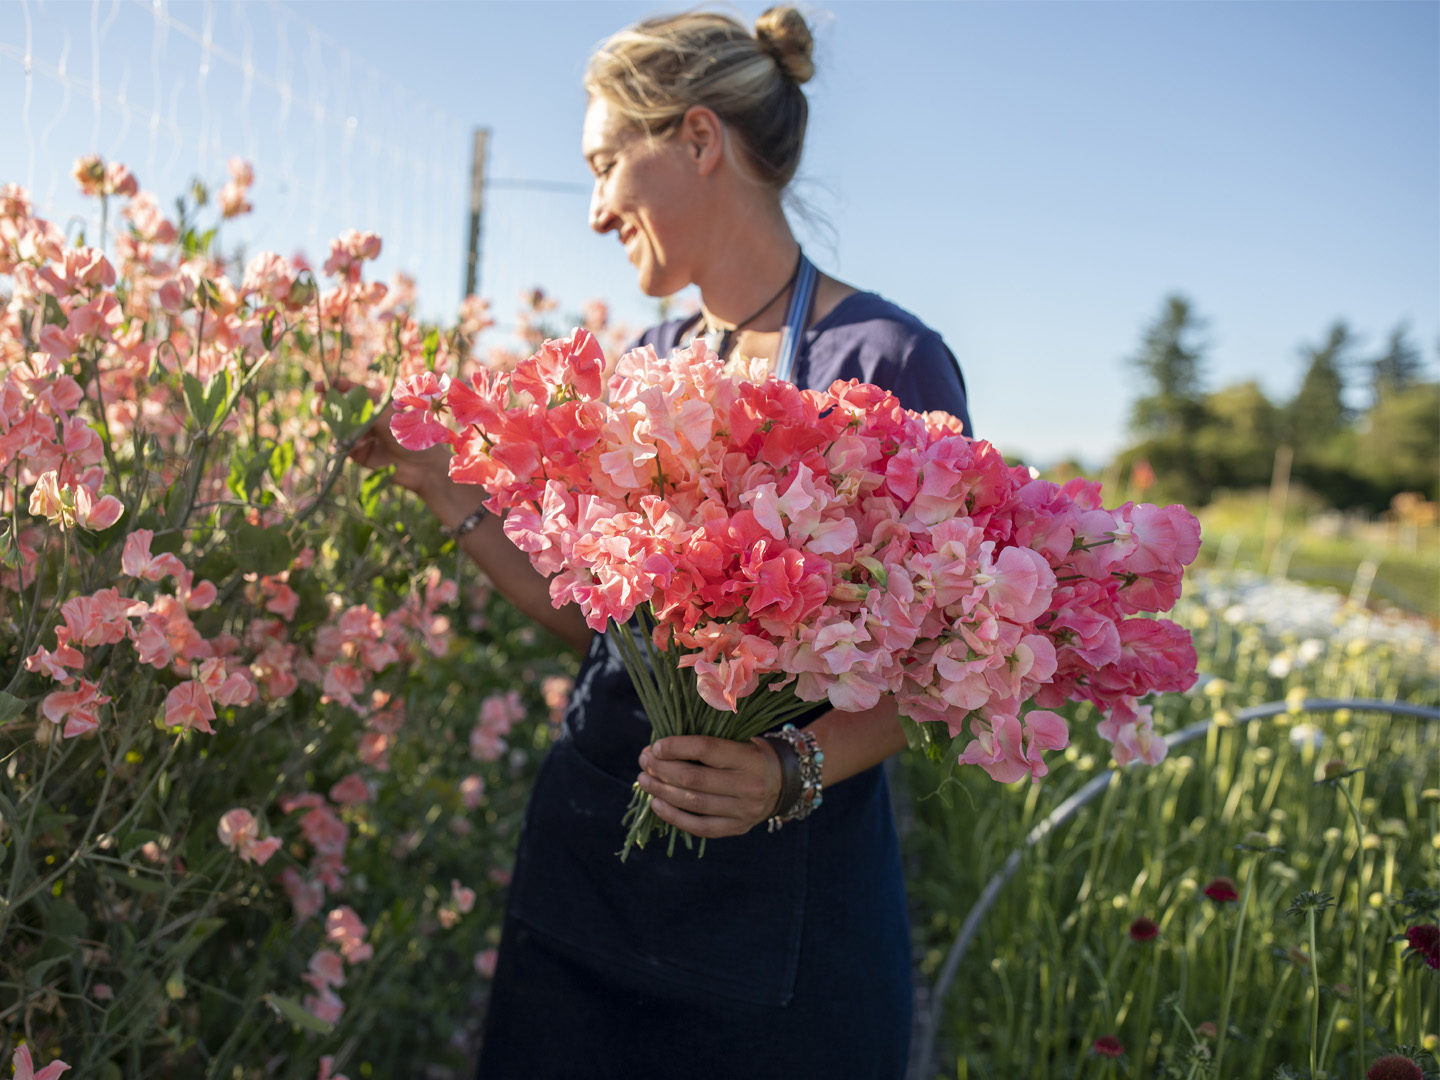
755 6 815 85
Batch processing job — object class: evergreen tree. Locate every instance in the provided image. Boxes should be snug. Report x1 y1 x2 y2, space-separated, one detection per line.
1128 294 1209 439
1287 321 1354 452
1369 322 1425 402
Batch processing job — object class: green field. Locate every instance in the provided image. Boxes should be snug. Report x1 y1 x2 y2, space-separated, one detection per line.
1194 490 1439 621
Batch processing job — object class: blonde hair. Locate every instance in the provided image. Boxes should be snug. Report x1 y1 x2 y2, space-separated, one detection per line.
584 7 815 190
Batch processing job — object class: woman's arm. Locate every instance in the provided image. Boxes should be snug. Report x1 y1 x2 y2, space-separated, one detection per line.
348 406 594 653
635 697 908 840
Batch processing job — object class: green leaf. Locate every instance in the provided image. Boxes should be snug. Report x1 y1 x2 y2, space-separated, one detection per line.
169 917 225 966
227 445 275 502
423 328 441 369
109 868 167 894
234 522 295 576
34 805 79 844
182 372 207 425
264 993 334 1035
42 293 67 327
268 440 296 485
181 368 231 429
193 547 237 583
0 522 21 569
203 365 232 425
0 691 26 726
45 897 88 941
320 386 376 445
347 520 374 557
359 466 389 517
25 954 68 988
164 481 189 528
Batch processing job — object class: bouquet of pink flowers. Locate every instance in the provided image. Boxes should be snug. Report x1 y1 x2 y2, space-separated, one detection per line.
392 330 1200 856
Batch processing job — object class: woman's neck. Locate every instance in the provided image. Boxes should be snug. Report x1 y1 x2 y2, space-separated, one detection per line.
693 211 800 332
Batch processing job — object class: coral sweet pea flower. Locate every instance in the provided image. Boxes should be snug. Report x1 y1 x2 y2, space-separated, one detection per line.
11 1046 70 1080
164 680 216 734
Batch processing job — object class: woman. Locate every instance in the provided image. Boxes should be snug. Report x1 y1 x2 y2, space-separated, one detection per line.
353 8 971 1077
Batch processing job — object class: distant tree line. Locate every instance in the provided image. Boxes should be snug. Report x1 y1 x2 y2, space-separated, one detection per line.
1112 294 1438 512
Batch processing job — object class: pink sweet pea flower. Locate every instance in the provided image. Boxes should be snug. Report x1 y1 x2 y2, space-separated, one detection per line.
27 472 66 523
328 773 372 807
121 529 186 582
317 1056 351 1080
459 774 486 809
325 906 373 963
164 680 216 734
41 679 109 737
474 948 498 978
73 485 123 531
1121 502 1202 576
23 629 85 683
217 808 282 866
304 949 346 991
11 1045 71 1080
390 371 457 450
303 986 344 1026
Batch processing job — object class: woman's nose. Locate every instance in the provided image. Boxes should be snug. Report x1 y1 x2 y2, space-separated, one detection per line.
589 184 616 235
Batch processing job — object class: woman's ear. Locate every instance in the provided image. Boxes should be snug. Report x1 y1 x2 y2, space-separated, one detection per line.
678 105 725 177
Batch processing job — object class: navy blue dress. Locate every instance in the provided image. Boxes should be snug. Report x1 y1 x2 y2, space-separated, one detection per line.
476 293 971 1079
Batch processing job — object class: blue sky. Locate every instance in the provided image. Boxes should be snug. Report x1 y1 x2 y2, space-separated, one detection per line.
1 0 1435 466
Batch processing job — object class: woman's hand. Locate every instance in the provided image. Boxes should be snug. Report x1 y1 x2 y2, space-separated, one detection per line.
333 377 451 498
637 736 782 839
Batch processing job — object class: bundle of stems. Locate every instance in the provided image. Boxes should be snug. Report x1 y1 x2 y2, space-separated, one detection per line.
611 610 820 859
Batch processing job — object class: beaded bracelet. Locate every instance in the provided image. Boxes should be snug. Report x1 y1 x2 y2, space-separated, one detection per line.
441 504 488 540
759 723 824 832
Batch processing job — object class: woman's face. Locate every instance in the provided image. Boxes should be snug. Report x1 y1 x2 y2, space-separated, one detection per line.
583 96 705 298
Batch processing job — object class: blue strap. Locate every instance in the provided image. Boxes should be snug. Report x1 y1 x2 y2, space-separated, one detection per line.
774 253 817 385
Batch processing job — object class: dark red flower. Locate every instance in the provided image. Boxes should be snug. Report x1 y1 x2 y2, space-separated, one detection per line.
1204 876 1240 903
1404 923 1439 969
1128 917 1159 942
1366 1053 1423 1080
1091 1035 1125 1058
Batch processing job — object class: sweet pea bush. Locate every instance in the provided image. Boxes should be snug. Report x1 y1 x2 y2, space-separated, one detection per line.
0 160 578 1076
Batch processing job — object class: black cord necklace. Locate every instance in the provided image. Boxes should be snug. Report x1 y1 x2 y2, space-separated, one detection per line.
698 250 803 360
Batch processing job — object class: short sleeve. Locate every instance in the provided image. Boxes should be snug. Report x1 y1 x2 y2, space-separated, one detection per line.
883 330 973 437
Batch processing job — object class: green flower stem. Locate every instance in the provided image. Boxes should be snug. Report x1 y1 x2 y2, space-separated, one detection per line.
6 730 183 918
1308 908 1322 1080
1336 778 1367 1079
5 504 72 698
611 608 825 859
1212 852 1258 1078
1318 996 1343 1071
0 733 59 945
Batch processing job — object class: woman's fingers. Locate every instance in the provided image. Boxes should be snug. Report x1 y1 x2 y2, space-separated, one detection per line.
646 735 751 770
637 772 744 820
646 794 751 839
637 735 783 838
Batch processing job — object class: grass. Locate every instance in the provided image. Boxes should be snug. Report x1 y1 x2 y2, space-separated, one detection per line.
1194 490 1440 621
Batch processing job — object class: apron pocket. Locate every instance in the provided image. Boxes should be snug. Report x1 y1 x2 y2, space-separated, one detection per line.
510 737 808 1007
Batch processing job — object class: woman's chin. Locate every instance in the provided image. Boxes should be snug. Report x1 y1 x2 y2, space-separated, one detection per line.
633 260 688 299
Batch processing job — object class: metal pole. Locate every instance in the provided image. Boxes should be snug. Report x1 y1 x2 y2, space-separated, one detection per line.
463 127 490 299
